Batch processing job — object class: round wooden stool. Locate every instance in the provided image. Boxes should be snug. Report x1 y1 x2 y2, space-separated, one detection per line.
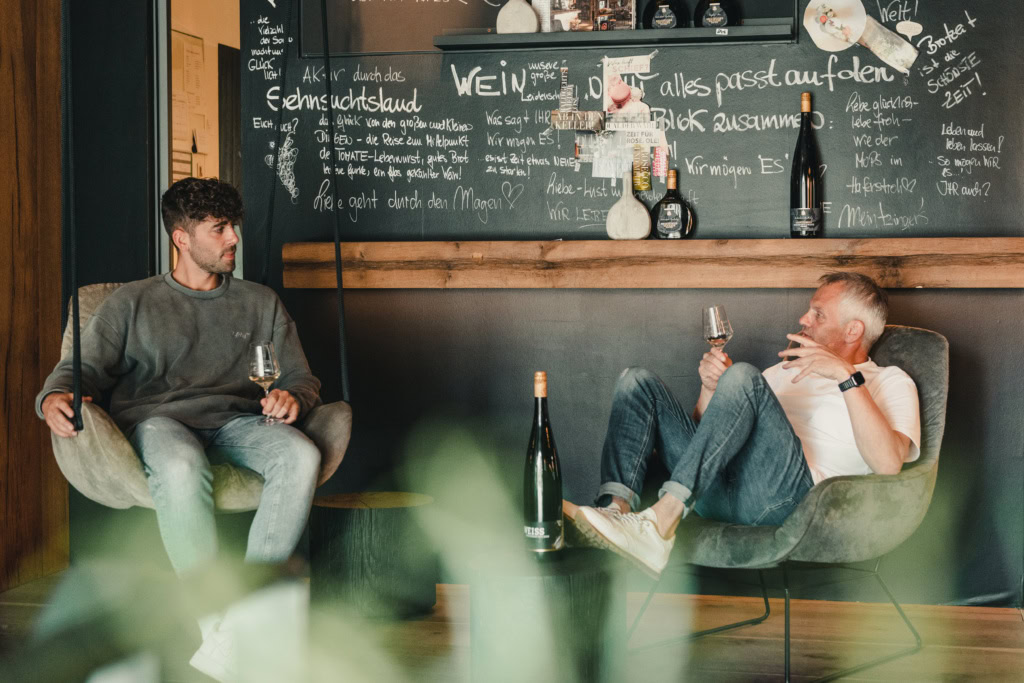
469 548 625 683
309 492 437 617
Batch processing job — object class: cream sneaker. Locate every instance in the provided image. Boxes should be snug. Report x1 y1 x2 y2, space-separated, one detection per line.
565 504 621 549
575 507 675 578
189 623 235 682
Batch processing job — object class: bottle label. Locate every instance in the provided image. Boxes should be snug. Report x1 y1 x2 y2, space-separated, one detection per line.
657 205 683 236
632 146 652 191
702 3 728 27
790 207 822 235
652 7 678 28
524 520 564 551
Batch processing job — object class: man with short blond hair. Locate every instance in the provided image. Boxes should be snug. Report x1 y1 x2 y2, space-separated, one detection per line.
572 272 920 579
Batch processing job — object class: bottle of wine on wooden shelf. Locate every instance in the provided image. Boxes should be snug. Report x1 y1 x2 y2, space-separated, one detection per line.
524 371 564 555
643 0 689 29
790 91 823 238
649 169 695 239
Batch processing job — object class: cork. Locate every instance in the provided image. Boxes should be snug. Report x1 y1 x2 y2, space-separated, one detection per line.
534 371 547 398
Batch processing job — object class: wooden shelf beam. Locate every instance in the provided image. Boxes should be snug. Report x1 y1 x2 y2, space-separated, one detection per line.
282 238 1024 289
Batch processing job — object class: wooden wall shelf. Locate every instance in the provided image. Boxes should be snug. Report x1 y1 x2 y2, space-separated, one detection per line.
282 238 1024 290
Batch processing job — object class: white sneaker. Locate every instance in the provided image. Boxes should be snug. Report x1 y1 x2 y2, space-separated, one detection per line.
565 504 621 548
575 507 675 579
189 624 236 682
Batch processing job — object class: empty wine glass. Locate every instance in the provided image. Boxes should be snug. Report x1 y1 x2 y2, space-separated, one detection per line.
248 341 281 425
703 305 733 349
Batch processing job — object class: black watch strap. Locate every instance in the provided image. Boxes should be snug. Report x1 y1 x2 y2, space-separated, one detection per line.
838 371 865 392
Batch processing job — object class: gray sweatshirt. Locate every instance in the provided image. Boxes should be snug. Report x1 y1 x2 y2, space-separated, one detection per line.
36 273 321 436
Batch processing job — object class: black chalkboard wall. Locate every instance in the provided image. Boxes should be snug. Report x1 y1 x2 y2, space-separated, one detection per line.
241 0 1023 245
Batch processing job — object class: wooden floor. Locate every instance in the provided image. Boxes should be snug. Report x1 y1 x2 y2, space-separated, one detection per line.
3 575 1023 681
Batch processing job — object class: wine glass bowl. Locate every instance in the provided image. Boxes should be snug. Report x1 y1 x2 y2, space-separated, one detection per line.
703 305 733 349
248 341 281 425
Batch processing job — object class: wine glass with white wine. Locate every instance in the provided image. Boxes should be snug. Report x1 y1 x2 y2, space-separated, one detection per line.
703 305 733 350
249 341 281 425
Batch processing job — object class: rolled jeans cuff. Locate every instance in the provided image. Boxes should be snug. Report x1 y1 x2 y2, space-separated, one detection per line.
658 481 694 510
596 482 641 512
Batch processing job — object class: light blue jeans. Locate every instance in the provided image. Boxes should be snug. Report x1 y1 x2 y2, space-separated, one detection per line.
129 415 321 574
597 364 813 526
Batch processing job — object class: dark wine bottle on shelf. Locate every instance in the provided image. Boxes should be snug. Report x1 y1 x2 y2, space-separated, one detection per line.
643 0 689 29
523 371 564 555
790 91 823 238
649 169 695 239
693 0 739 28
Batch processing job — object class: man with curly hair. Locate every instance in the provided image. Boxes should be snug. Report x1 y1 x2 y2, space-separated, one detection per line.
37 177 322 681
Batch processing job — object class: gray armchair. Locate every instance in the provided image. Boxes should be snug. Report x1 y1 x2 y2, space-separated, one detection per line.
50 283 352 511
629 325 949 681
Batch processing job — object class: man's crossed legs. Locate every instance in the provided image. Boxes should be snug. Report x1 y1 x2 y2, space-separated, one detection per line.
573 364 814 577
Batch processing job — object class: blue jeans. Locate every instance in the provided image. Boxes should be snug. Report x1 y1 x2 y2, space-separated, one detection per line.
597 365 813 526
129 415 321 574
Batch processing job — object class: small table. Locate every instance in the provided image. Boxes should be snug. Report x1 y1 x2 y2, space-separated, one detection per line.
309 492 437 617
469 547 625 683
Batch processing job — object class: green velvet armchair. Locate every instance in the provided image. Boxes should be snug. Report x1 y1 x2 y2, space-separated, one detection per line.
49 283 352 512
630 325 949 682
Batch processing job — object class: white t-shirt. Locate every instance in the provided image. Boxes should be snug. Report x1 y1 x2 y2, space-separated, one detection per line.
762 359 921 484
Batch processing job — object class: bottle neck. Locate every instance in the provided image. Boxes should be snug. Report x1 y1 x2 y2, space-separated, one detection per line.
534 396 548 427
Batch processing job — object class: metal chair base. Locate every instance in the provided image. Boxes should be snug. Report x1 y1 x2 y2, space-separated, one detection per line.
628 569 771 653
626 561 923 682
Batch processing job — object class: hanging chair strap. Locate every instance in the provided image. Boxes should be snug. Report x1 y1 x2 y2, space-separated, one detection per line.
61 0 83 431
318 0 352 403
262 0 350 403
260 0 294 288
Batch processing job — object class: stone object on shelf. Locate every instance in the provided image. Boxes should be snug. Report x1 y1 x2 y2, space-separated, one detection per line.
606 170 651 239
496 0 540 34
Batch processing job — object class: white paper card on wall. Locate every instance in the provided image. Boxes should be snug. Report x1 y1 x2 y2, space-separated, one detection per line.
602 55 652 76
183 42 204 95
172 94 189 150
623 130 662 146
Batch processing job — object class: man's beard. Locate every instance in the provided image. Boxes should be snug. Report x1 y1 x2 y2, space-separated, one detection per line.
193 245 235 274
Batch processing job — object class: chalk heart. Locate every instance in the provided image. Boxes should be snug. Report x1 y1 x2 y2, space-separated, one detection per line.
264 154 275 168
502 182 524 208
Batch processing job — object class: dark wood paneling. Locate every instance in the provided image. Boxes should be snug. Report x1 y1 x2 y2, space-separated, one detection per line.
0 0 68 592
218 44 242 192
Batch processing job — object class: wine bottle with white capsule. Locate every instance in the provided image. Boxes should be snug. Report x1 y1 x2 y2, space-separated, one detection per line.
790 91 823 238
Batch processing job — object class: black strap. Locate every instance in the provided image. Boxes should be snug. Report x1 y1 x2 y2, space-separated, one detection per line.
318 0 351 403
260 0 294 288
61 0 83 431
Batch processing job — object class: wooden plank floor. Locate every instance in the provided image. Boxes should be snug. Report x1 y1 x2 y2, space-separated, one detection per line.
3 576 1023 681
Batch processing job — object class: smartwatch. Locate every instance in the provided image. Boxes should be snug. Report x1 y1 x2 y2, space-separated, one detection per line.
838 371 865 392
